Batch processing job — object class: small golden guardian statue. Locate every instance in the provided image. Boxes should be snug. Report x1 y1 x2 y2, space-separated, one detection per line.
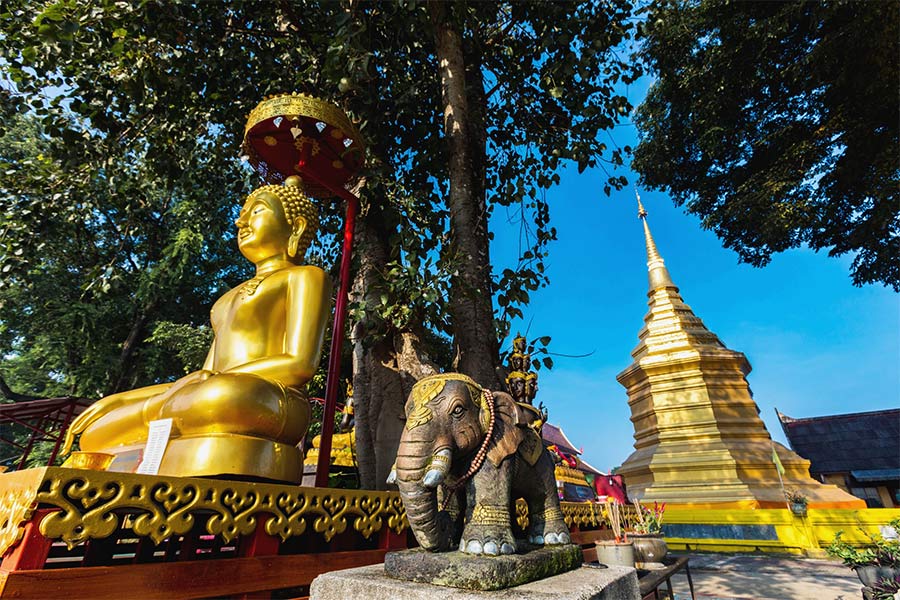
62 177 331 483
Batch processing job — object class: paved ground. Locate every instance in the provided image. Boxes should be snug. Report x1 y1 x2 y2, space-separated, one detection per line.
662 553 863 600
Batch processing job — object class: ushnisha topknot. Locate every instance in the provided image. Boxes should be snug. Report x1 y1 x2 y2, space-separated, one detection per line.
247 177 318 257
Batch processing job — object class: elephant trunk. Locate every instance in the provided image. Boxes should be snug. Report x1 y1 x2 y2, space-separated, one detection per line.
397 479 449 551
395 432 454 551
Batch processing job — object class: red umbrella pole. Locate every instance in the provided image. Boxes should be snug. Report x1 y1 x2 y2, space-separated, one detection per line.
298 167 360 488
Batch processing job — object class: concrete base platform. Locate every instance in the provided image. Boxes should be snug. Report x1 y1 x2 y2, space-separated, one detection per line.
310 562 640 600
384 545 583 590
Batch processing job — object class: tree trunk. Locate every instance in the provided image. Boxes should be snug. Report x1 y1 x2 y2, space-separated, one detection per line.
428 1 500 389
106 300 157 395
350 200 438 490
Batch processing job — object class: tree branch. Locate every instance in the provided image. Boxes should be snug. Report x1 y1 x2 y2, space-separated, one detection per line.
0 375 41 402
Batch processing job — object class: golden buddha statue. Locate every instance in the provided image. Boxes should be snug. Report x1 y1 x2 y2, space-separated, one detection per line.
304 381 357 469
62 177 332 483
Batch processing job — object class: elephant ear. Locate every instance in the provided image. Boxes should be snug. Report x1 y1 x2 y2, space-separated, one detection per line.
485 391 525 467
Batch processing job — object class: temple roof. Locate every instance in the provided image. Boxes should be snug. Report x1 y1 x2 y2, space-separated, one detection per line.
576 456 604 476
778 408 900 477
541 422 581 456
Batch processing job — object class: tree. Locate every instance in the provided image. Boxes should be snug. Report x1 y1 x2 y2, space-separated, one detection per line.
632 1 899 290
0 90 247 400
0 1 640 485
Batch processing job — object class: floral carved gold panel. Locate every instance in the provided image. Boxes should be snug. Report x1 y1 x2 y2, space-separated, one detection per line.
0 468 407 552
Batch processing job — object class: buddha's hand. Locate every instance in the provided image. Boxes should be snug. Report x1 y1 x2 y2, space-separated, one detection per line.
61 379 180 455
161 369 219 398
61 396 119 455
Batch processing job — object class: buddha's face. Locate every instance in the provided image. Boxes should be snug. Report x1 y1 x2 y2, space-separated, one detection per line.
235 191 292 262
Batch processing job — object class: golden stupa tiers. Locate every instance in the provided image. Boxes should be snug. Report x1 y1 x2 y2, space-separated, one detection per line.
62 177 332 483
616 194 863 509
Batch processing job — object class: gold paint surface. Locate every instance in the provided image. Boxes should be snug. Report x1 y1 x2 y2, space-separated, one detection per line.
510 499 634 532
60 451 114 470
554 465 590 486
469 504 510 526
243 93 362 148
0 468 45 556
0 468 407 552
304 430 357 468
62 180 332 483
660 506 900 554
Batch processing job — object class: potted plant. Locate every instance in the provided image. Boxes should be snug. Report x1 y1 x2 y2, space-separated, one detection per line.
785 489 808 517
826 518 900 599
595 500 635 567
630 500 668 567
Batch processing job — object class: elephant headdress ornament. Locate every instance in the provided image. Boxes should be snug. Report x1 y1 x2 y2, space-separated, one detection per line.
388 373 570 555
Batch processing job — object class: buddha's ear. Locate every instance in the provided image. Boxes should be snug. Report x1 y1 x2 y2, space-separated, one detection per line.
287 216 307 258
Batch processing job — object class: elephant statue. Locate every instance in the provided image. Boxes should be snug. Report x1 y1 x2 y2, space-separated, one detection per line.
387 373 571 555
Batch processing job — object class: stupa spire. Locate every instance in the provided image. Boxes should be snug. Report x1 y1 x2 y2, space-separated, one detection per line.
635 189 674 290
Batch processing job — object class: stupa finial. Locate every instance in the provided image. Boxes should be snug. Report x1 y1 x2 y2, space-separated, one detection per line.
636 188 648 219
635 188 675 291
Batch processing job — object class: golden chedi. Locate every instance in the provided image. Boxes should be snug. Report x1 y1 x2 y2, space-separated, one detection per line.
62 177 331 483
616 195 863 508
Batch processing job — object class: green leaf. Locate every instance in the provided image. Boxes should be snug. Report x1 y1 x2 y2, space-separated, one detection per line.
37 3 66 22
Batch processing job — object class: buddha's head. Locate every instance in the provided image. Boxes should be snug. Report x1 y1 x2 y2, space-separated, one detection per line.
236 177 318 263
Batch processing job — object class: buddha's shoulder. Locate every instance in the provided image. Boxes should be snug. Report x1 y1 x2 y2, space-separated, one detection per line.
276 264 329 284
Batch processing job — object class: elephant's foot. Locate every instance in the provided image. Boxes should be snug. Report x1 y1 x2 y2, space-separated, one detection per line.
460 504 516 556
526 506 571 546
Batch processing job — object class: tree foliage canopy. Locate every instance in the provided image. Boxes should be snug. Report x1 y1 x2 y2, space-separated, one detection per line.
632 0 899 290
0 1 640 403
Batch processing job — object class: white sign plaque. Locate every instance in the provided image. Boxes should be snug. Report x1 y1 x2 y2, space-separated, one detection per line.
136 418 173 475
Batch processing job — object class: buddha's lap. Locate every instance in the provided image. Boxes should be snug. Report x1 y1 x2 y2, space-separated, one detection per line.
160 373 309 441
80 373 310 451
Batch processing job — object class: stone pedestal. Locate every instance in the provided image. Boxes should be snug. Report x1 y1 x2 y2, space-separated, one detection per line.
385 545 583 590
310 562 639 600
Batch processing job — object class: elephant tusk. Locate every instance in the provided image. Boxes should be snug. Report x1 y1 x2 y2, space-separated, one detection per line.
423 469 444 488
422 448 452 489
386 461 398 485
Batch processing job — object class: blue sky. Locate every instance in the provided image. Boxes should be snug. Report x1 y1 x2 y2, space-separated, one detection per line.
490 86 899 473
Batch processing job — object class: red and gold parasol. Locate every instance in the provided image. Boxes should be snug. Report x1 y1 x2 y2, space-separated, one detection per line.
242 92 365 196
